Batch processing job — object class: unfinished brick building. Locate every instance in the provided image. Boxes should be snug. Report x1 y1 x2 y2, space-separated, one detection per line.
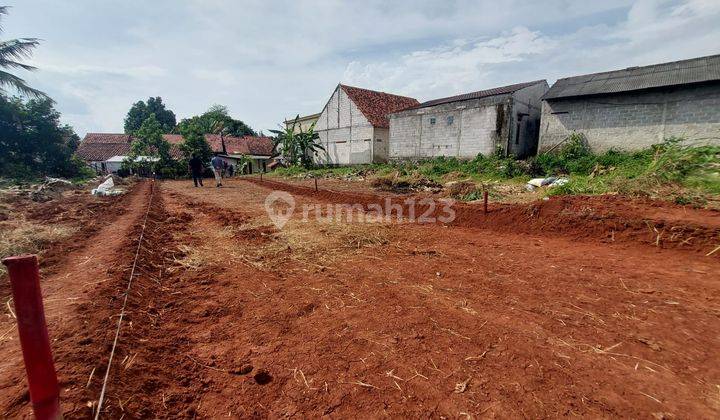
539 54 720 152
388 80 548 159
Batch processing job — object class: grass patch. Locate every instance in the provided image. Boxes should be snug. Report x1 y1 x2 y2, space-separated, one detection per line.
546 137 720 206
269 135 719 206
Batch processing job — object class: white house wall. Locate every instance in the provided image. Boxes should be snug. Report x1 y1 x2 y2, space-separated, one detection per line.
315 86 376 165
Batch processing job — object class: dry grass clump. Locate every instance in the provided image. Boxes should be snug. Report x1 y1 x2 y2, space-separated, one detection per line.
369 172 442 193
446 180 481 198
256 219 394 269
0 218 77 275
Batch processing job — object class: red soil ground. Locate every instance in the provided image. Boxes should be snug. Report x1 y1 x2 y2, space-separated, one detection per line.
1 177 719 418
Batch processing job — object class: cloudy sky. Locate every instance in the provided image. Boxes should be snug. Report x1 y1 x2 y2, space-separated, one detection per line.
4 0 720 137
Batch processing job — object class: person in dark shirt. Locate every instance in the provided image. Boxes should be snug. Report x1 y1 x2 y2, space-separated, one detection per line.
188 154 204 187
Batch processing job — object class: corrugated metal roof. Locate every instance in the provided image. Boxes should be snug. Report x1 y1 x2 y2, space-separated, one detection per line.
411 80 546 109
543 54 720 100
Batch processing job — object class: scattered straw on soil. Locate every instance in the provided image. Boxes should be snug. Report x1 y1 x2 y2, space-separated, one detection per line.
0 217 77 275
248 219 395 270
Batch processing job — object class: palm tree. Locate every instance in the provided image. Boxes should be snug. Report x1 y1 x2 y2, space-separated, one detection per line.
0 6 49 99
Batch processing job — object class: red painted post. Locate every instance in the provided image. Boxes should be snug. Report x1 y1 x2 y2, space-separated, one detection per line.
483 190 489 214
2 255 61 420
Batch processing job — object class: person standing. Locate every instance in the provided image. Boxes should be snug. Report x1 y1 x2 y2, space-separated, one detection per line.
188 154 204 187
228 164 235 178
211 154 224 187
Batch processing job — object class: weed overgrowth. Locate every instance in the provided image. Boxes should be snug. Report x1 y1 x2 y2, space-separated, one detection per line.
270 135 719 206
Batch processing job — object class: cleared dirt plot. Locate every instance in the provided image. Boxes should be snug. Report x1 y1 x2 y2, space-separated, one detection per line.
1 178 719 418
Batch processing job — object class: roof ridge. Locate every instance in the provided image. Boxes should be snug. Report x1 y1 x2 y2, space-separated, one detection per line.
408 80 546 110
554 53 720 82
428 80 545 101
339 83 418 101
544 53 720 100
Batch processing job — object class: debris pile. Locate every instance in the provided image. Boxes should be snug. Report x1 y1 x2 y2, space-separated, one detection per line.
91 175 126 196
30 177 74 202
370 172 442 193
525 177 568 191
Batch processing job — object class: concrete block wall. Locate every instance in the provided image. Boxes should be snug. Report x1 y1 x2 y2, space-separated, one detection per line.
389 95 510 160
373 128 390 163
539 83 720 152
508 82 549 157
388 115 421 158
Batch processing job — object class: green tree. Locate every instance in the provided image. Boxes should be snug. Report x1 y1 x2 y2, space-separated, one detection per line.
0 95 88 179
0 6 49 99
270 116 324 168
234 154 253 174
124 96 176 134
176 104 255 137
179 120 213 164
123 114 174 176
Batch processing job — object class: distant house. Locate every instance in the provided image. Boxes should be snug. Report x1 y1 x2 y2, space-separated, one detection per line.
76 133 274 174
388 80 548 159
539 54 720 152
315 84 419 165
284 113 320 133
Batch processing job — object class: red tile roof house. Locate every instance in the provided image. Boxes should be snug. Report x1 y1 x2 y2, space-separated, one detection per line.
76 133 275 174
314 84 419 165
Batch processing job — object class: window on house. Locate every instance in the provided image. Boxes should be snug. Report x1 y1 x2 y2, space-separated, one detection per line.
429 117 436 125
447 115 454 125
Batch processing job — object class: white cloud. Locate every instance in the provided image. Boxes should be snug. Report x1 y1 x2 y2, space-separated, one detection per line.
343 27 555 100
342 0 720 102
40 64 167 79
2 0 719 137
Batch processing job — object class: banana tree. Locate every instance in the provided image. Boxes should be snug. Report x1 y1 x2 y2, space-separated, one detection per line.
270 115 325 168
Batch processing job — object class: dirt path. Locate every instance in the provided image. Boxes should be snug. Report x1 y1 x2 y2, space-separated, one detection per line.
0 181 151 417
87 178 717 418
2 177 719 418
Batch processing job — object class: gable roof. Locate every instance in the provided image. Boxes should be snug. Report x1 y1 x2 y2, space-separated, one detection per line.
339 84 419 128
76 133 274 161
411 80 547 110
223 135 275 156
543 54 720 100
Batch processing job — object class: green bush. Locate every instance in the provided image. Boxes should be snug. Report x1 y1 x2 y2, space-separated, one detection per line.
0 95 91 181
269 134 719 205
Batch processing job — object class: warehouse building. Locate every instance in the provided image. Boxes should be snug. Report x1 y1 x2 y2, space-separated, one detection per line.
388 80 548 159
539 54 720 152
315 84 419 165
